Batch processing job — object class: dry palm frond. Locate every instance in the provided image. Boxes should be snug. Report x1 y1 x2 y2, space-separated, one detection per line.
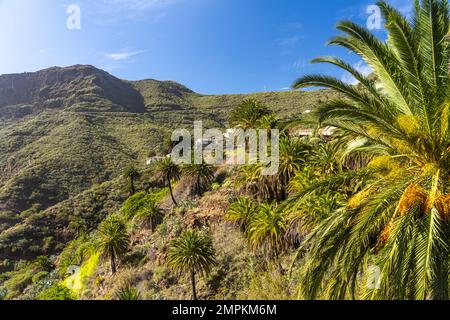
374 220 393 253
397 184 428 216
436 194 450 220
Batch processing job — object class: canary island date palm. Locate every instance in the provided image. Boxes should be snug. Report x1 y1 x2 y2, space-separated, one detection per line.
167 230 216 300
97 216 130 274
225 197 259 233
156 157 180 207
123 165 141 196
229 98 271 129
291 0 450 300
182 162 215 196
116 286 142 300
277 136 311 201
235 136 309 202
247 204 287 271
134 199 163 233
260 114 280 132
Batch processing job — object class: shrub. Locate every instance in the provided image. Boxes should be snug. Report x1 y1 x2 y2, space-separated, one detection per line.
211 182 221 191
122 190 167 221
32 271 49 284
3 270 34 298
0 288 6 300
37 283 74 300
116 286 142 300
122 192 150 221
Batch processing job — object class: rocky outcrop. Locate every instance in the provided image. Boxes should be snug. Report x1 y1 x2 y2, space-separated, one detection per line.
0 65 146 118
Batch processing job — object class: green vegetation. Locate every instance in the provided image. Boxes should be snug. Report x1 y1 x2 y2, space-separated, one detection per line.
290 0 450 300
155 158 181 207
0 256 54 299
96 216 130 274
167 230 216 300
116 286 142 300
0 62 325 266
122 192 154 221
63 252 100 297
123 165 141 196
182 162 215 196
229 98 271 129
247 204 286 268
1 0 449 301
133 198 163 233
225 197 258 232
38 283 74 301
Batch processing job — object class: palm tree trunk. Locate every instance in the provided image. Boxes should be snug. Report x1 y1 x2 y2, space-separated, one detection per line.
274 246 283 274
191 269 198 300
130 178 135 195
168 177 178 207
110 248 116 274
272 177 280 203
196 175 201 196
280 174 288 201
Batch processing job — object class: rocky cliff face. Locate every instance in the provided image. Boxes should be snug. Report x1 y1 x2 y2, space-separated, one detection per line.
0 65 145 118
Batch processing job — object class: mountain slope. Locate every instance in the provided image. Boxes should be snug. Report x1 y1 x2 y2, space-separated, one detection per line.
0 65 145 118
0 65 335 265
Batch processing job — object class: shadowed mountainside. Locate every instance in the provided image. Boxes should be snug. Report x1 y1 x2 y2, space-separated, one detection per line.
0 65 146 118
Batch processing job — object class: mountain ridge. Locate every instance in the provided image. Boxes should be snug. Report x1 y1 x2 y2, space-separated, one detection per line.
0 64 337 266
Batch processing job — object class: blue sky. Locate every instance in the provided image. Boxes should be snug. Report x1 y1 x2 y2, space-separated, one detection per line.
0 0 413 94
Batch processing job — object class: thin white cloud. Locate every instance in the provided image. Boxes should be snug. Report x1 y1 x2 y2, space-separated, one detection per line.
109 0 177 11
278 36 302 47
292 59 306 70
89 0 180 24
107 0 177 11
105 50 145 61
341 61 373 85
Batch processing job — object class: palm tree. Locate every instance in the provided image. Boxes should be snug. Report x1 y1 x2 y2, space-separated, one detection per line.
134 199 162 232
309 139 344 175
229 98 271 129
247 203 287 271
97 215 130 274
234 136 309 203
277 136 311 201
284 187 346 242
291 0 450 299
167 230 216 300
123 165 141 195
182 162 215 196
260 114 279 132
156 157 180 207
225 197 259 232
235 164 264 199
235 163 282 203
116 286 142 300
